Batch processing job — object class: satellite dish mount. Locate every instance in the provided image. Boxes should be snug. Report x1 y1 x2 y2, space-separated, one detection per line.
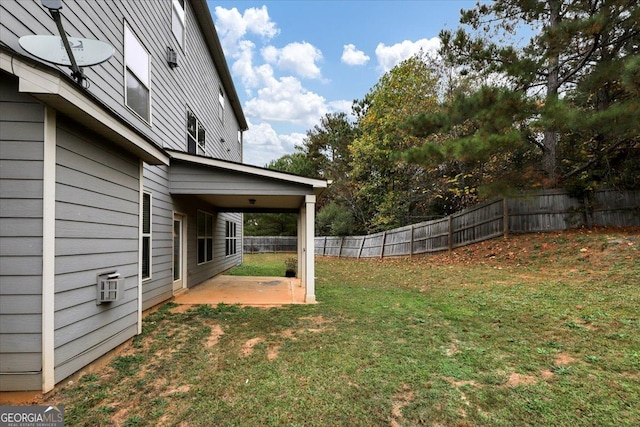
42 0 85 85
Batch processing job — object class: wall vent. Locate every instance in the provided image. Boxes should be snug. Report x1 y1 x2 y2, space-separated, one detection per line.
97 272 123 304
167 47 178 69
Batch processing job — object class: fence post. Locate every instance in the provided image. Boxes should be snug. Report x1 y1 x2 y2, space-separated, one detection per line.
410 225 414 258
584 193 593 228
448 216 453 251
380 231 387 259
358 236 365 259
503 198 509 238
339 236 344 258
323 236 327 256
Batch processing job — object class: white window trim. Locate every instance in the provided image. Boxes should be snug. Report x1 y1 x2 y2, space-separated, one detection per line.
218 88 225 123
225 220 238 257
172 0 186 50
124 22 152 123
187 108 206 155
142 191 152 281
197 210 214 265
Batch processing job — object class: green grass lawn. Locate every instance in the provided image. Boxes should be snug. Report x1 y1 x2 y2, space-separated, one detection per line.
49 230 639 426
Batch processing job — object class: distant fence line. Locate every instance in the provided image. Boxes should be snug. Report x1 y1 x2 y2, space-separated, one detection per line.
244 236 298 254
244 189 640 258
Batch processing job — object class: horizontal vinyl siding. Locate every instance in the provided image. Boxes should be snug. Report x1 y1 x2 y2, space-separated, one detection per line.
0 73 44 391
54 117 140 384
1 0 244 162
218 212 243 272
179 0 242 160
170 163 312 196
171 198 242 288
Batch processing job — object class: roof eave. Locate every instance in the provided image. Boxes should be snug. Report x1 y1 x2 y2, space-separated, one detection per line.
168 150 328 189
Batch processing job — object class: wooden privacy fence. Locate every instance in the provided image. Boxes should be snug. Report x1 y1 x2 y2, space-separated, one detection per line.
242 190 639 257
314 189 640 259
243 236 298 253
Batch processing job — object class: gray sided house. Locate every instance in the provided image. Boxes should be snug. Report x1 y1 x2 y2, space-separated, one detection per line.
0 0 326 392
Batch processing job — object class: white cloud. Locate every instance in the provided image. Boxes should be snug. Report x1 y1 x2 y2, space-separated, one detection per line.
261 42 323 79
231 40 258 92
242 121 305 166
375 37 441 72
214 6 279 52
341 44 370 66
328 99 354 115
243 6 279 39
214 5 350 164
244 74 329 127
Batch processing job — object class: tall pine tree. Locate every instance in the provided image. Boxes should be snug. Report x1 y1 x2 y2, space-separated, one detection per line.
405 0 639 191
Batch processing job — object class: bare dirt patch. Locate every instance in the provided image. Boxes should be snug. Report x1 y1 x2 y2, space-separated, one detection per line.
541 369 554 380
390 384 415 427
240 337 264 357
505 372 538 387
300 315 332 326
445 378 478 388
164 384 191 396
277 328 298 340
206 324 224 348
555 352 577 365
444 335 461 356
169 304 194 313
267 344 280 361
300 315 333 333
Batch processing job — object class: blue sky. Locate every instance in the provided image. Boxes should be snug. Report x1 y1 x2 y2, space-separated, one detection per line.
207 1 477 166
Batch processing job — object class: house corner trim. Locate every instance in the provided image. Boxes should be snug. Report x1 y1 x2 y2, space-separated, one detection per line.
42 107 56 392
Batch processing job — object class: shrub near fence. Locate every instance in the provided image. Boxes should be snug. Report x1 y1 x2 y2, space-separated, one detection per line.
243 190 639 258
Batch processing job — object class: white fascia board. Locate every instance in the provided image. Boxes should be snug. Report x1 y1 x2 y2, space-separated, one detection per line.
1 52 169 166
169 150 328 189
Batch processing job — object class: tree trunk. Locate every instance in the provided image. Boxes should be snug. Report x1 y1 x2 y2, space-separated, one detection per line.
543 0 561 186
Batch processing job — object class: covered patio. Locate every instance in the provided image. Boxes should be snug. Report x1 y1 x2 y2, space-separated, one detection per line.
168 150 328 303
173 275 308 307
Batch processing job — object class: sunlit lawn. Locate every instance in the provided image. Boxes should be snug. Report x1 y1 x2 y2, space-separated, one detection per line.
51 230 639 426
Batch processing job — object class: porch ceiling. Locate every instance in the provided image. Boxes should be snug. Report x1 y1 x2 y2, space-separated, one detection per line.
188 194 305 213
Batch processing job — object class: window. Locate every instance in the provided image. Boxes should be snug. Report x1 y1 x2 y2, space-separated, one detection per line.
198 211 213 264
225 221 237 256
187 109 206 155
171 0 185 48
124 25 150 121
218 88 225 123
142 192 152 279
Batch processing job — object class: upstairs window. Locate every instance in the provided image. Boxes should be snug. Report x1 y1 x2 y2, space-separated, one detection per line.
172 0 185 48
218 88 225 123
124 25 150 122
187 110 206 155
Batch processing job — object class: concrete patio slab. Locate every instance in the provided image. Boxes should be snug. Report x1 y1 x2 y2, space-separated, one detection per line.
173 275 309 307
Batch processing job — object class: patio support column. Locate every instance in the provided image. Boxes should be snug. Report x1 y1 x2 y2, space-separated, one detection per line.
304 195 316 303
297 208 306 286
298 203 307 286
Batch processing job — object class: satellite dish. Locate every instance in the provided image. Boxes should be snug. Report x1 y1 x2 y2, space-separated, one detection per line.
19 34 114 67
